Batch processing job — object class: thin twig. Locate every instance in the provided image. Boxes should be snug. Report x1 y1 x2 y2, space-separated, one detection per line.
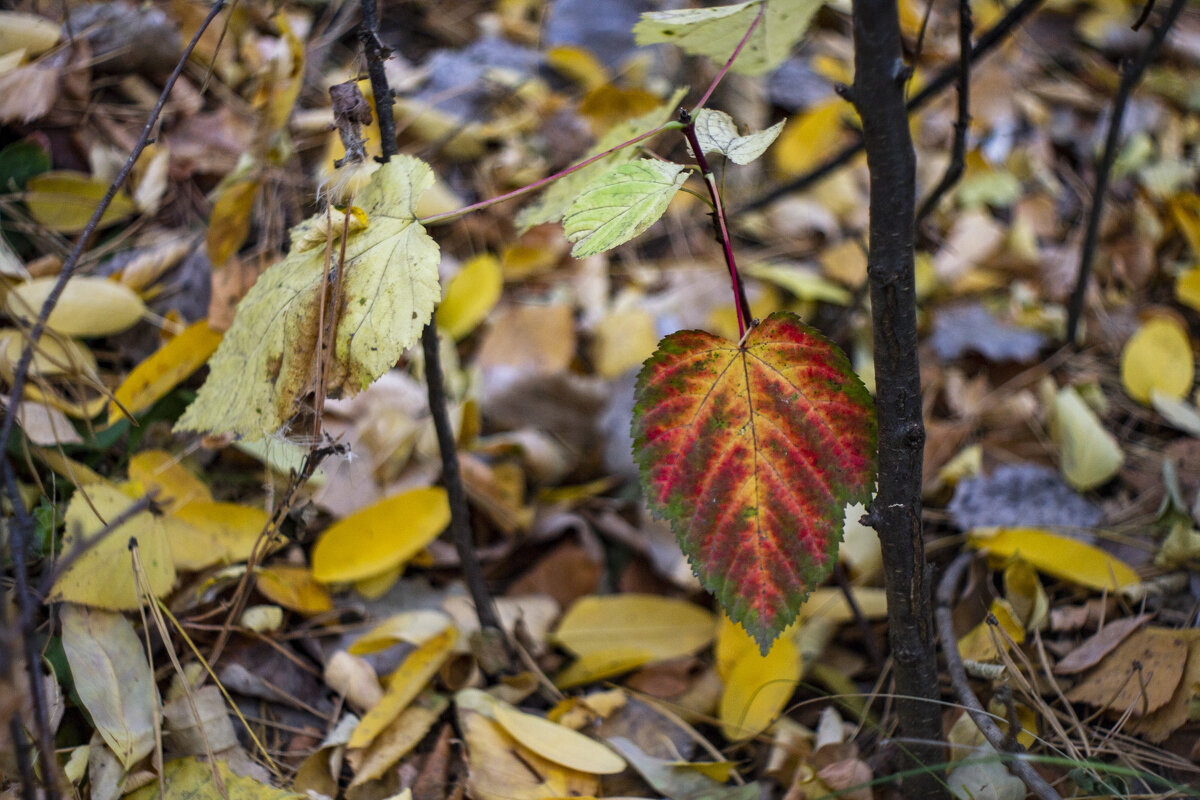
739 0 1044 214
1064 0 1186 345
916 0 973 223
357 0 508 655
936 553 1065 800
850 0 943 795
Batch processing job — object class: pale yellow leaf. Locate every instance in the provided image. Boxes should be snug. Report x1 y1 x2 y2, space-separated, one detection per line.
544 46 610 91
457 706 599 800
312 486 450 583
165 501 271 571
176 156 441 440
1121 316 1194 405
491 699 626 775
127 450 212 514
591 309 659 379
349 610 454 655
1050 386 1124 490
24 171 137 233
0 327 98 378
6 276 145 338
720 634 801 741
553 647 660 689
968 527 1139 590
0 12 60 58
437 253 503 340
60 605 157 769
255 566 332 615
348 627 456 749
349 693 449 786
1176 266 1200 313
111 321 222 423
552 594 715 660
49 484 175 610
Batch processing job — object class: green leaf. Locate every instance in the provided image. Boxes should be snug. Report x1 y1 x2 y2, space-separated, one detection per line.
563 159 687 257
692 109 784 165
633 0 825 77
176 156 441 440
515 88 685 232
631 311 876 651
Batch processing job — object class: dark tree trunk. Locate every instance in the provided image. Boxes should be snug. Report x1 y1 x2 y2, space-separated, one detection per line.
850 0 945 796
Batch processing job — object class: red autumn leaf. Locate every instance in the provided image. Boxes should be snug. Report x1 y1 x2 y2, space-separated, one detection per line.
632 311 877 651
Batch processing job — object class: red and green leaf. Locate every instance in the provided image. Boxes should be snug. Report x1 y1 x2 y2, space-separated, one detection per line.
632 311 877 651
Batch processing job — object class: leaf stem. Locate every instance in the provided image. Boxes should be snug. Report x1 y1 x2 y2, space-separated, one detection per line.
692 3 765 113
419 122 682 226
680 111 751 339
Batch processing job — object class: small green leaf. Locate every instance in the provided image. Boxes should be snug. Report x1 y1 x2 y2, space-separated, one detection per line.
692 109 784 165
563 159 687 257
634 0 825 77
515 88 685 231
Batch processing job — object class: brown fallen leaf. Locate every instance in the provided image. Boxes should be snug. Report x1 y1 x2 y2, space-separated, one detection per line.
1054 613 1153 675
1065 627 1189 717
1129 636 1200 743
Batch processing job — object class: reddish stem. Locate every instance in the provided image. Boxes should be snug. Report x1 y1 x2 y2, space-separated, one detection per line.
419 122 679 226
693 4 766 112
681 113 749 339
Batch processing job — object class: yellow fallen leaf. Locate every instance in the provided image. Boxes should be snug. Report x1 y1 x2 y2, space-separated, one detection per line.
554 647 659 689
349 610 454 654
166 501 271 571
1050 386 1124 490
491 699 625 775
31 445 109 488
177 156 442 440
715 613 799 680
1121 316 1194 405
354 564 403 598
457 706 599 800
1169 192 1200 256
254 565 332 615
1175 266 1200 313
772 99 848 178
0 11 60 58
312 486 450 583
591 308 659 379
667 760 738 783
544 45 610 91
206 178 259 269
968 527 1139 590
125 756 303 800
552 594 715 660
719 632 802 741
437 253 503 340
796 586 889 626
6 276 146 338
0 328 98 378
348 627 456 749
24 171 137 233
957 598 1024 663
127 450 212 514
348 692 449 787
1003 559 1048 631
111 321 222 423
49 484 175 610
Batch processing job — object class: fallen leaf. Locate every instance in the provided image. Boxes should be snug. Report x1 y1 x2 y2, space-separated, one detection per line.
348 692 449 786
6 276 146 338
348 610 454 654
957 598 1025 663
49 484 175 610
719 629 802 740
111 321 222 423
24 171 137 233
552 594 715 662
968 527 1139 591
1065 627 1188 716
1130 636 1200 742
947 746 1025 800
254 565 332 615
437 253 503 340
324 651 384 712
632 311 876 650
592 308 659 379
773 98 848 177
1054 614 1152 675
0 11 60 57
166 501 271 571
1050 386 1124 490
489 697 626 774
608 736 760 800
60 605 157 769
312 487 450 583
348 626 456 749
125 756 303 800
176 156 442 440
1121 315 1194 405
126 450 212 514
